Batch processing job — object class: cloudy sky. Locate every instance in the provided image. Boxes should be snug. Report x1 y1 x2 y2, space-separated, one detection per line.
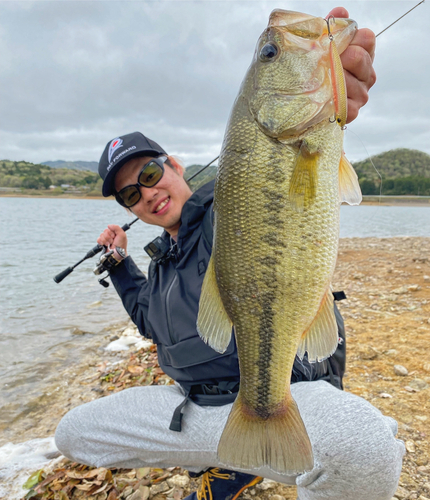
1 0 428 167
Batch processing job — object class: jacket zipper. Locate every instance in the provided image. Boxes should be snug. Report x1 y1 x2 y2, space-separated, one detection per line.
165 273 178 344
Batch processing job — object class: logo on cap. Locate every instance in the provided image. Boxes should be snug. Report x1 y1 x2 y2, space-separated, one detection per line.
108 138 123 162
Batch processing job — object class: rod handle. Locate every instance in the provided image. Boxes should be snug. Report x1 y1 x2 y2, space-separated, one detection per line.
53 266 74 283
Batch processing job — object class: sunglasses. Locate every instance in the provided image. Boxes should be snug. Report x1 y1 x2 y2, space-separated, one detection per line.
115 156 167 208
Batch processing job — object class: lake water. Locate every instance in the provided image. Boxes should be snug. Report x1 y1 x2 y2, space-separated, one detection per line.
1 197 430 433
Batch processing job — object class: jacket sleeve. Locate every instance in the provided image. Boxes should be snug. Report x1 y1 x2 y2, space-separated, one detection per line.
109 256 151 338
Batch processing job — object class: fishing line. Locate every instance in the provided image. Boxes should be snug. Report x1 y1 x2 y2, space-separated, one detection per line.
344 127 384 229
376 0 425 38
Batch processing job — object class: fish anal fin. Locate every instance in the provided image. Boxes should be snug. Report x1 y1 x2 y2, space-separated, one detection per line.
218 394 313 474
339 152 362 205
297 288 339 362
289 143 319 212
197 254 232 353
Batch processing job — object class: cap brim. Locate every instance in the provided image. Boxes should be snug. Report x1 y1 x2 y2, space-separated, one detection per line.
102 149 163 197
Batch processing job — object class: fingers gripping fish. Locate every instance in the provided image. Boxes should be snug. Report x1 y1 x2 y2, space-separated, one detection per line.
197 10 362 475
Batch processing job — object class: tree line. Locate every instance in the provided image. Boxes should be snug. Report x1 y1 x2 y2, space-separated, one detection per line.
353 148 430 196
0 160 101 194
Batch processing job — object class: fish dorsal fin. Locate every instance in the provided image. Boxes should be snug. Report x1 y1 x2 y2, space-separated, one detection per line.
297 287 339 362
339 152 362 205
289 142 319 212
197 254 233 353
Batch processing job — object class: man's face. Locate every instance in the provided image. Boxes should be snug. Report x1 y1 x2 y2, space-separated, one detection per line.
114 156 193 238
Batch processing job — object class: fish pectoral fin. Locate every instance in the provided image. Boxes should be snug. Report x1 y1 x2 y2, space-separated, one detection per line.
297 288 339 362
339 152 362 205
289 143 319 212
197 254 233 353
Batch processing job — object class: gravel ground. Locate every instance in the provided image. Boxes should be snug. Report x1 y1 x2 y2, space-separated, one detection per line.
2 236 430 500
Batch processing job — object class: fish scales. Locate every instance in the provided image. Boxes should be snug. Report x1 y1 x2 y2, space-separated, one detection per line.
197 9 360 475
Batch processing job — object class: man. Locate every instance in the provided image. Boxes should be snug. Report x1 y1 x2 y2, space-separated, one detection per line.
55 9 405 500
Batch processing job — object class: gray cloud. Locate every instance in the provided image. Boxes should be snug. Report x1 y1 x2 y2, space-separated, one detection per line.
1 0 428 166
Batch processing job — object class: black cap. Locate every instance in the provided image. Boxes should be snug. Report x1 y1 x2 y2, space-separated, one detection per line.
98 131 167 197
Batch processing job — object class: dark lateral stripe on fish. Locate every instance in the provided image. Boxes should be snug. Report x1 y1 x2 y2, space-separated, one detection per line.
255 250 281 419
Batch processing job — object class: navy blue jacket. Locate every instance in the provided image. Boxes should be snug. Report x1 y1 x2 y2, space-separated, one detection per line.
110 180 345 391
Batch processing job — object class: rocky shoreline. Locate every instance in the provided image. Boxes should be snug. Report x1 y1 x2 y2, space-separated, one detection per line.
1 236 429 500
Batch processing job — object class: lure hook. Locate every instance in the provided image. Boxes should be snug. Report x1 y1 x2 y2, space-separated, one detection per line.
325 15 335 40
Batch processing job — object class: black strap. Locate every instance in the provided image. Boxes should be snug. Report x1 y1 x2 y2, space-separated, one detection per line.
169 382 239 432
333 290 347 301
169 390 191 432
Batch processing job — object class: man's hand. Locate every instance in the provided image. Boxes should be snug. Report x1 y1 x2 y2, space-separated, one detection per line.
97 224 128 259
327 7 377 123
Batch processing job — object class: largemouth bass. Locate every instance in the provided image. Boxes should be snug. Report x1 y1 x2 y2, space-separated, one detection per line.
197 10 361 475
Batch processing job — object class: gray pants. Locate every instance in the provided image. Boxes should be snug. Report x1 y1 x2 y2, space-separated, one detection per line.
55 380 405 500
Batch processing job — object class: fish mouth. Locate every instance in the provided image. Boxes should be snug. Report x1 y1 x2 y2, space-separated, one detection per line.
153 197 170 214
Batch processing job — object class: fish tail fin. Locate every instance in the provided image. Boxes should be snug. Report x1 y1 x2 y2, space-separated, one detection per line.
217 394 313 475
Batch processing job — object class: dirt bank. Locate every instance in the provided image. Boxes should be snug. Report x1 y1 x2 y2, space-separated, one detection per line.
5 237 430 500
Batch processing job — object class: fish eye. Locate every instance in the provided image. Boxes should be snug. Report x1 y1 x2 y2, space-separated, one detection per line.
259 42 279 62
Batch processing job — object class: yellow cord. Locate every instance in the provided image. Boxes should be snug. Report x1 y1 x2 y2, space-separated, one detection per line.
197 468 232 500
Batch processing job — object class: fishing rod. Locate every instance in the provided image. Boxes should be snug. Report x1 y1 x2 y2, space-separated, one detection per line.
376 0 425 37
53 155 219 285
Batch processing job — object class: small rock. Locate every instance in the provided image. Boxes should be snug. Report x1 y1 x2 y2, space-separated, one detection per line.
423 482 430 492
109 334 120 341
380 393 393 398
138 486 150 500
408 284 421 292
418 466 430 474
71 328 87 335
123 486 134 498
416 457 429 466
256 479 277 491
353 273 365 280
404 386 417 393
424 275 430 282
151 482 170 495
405 440 416 453
361 346 379 360
392 286 408 295
393 485 409 499
270 496 286 500
418 496 430 500
128 490 147 500
423 363 430 373
385 349 398 356
394 365 409 376
415 415 428 422
172 487 184 500
409 379 429 391
167 475 190 488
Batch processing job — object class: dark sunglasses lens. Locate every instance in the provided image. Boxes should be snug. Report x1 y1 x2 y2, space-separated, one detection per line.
138 162 163 187
118 186 141 208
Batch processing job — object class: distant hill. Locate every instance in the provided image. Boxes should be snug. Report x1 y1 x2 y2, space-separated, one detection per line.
0 159 101 194
2 148 429 197
185 163 218 191
42 160 99 172
352 148 430 196
353 148 430 180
